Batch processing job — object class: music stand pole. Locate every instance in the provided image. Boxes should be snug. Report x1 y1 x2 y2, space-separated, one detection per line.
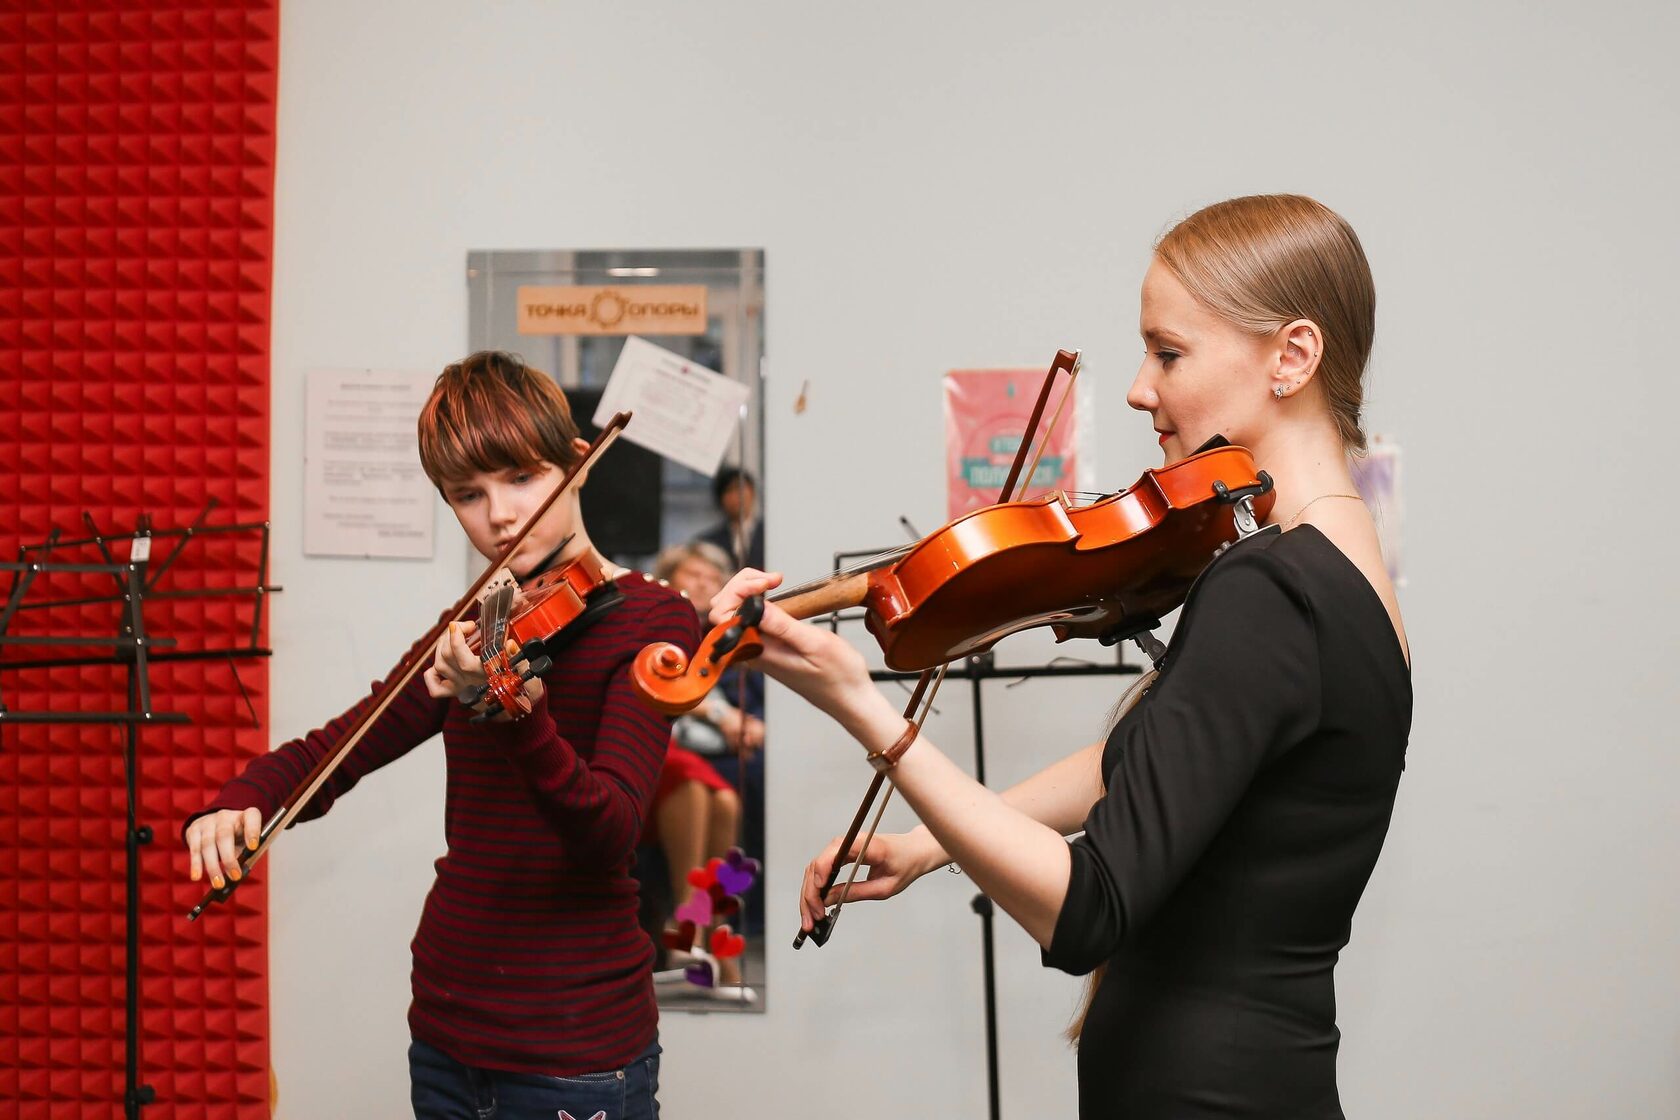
119 557 157 1119
967 652 1002 1120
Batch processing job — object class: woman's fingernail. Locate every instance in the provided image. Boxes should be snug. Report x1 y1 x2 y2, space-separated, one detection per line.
212 876 225 889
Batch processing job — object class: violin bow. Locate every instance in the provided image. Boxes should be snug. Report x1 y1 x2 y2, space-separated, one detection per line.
188 412 632 920
795 350 1083 948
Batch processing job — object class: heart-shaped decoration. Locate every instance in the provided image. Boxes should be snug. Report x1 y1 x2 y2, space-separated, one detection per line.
662 920 697 952
674 891 712 927
709 925 746 959
685 864 716 891
705 884 741 917
724 847 761 876
683 960 715 988
715 860 756 897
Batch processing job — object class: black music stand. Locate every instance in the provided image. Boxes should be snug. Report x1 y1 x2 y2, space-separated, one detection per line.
0 507 276 1120
825 545 1141 1120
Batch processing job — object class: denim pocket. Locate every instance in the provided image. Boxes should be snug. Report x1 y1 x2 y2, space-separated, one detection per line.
625 1051 661 1120
531 1066 626 1120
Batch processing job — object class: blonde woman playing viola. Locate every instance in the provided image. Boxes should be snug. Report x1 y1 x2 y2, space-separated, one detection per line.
718 196 1411 1119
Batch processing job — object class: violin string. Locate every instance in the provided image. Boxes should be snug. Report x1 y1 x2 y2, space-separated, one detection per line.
769 543 916 603
484 583 512 671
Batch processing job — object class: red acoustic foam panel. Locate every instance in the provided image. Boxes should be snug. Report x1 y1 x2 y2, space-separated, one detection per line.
0 3 278 1116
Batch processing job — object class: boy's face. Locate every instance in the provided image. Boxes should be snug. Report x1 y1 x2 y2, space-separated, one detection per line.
441 458 582 576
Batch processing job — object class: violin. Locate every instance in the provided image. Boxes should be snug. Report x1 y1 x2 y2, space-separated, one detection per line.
465 551 624 721
628 347 1276 951
188 413 633 920
630 440 1275 715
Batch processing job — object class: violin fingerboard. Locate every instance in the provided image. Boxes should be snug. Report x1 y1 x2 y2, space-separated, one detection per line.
478 568 517 664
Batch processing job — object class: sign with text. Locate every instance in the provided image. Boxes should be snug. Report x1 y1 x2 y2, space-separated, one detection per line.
516 284 708 336
944 368 1088 520
593 336 748 476
304 368 436 559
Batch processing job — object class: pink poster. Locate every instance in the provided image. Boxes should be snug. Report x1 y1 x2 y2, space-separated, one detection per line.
1349 436 1403 585
944 369 1084 520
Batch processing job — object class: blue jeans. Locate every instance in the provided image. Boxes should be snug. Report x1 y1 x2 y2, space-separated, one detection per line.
410 1037 660 1120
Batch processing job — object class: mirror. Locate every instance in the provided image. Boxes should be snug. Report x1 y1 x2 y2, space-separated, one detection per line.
469 249 767 1012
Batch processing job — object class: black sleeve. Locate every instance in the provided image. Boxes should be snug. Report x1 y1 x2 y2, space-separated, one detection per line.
1043 549 1321 975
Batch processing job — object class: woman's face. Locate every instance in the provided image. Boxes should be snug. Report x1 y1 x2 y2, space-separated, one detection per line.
1128 258 1280 463
668 555 727 616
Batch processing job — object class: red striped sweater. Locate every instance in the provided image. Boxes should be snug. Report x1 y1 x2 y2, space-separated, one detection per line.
195 572 699 1074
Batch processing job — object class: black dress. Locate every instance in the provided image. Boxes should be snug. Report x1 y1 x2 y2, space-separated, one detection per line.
1044 526 1411 1119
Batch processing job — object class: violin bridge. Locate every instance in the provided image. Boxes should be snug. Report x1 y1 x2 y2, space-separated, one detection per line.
477 567 518 604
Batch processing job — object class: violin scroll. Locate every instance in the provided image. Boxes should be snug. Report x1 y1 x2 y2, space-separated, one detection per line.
631 596 766 715
469 644 553 723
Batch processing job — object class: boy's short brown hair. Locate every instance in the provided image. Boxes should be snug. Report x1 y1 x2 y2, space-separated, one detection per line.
417 351 582 490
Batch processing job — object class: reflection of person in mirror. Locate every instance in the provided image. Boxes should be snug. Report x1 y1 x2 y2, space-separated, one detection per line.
636 541 752 994
656 541 765 754
716 197 1412 1119
657 541 769 940
182 351 692 1119
697 466 764 571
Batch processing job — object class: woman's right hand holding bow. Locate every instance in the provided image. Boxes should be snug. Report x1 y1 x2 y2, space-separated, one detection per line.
797 826 949 933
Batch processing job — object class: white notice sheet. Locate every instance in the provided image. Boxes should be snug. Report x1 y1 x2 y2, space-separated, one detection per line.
304 368 436 559
592 336 750 476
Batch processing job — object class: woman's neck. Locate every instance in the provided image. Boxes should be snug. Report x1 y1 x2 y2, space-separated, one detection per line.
1247 416 1356 529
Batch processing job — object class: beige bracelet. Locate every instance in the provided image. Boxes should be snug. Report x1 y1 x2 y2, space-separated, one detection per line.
864 720 920 773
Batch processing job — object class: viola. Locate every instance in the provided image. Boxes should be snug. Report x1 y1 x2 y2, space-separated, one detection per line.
630 440 1275 716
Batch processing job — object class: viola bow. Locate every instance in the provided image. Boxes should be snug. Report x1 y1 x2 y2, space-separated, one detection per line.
792 350 1083 948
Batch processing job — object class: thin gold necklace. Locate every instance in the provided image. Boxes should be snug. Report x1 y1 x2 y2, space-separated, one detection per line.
1283 492 1363 529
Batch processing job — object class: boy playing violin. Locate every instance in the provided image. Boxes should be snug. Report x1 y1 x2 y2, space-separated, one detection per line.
183 350 695 1119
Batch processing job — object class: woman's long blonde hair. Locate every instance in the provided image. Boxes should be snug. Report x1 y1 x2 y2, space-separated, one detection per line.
1155 194 1376 452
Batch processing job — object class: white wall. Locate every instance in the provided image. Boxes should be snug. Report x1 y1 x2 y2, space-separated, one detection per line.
261 1 1680 1116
